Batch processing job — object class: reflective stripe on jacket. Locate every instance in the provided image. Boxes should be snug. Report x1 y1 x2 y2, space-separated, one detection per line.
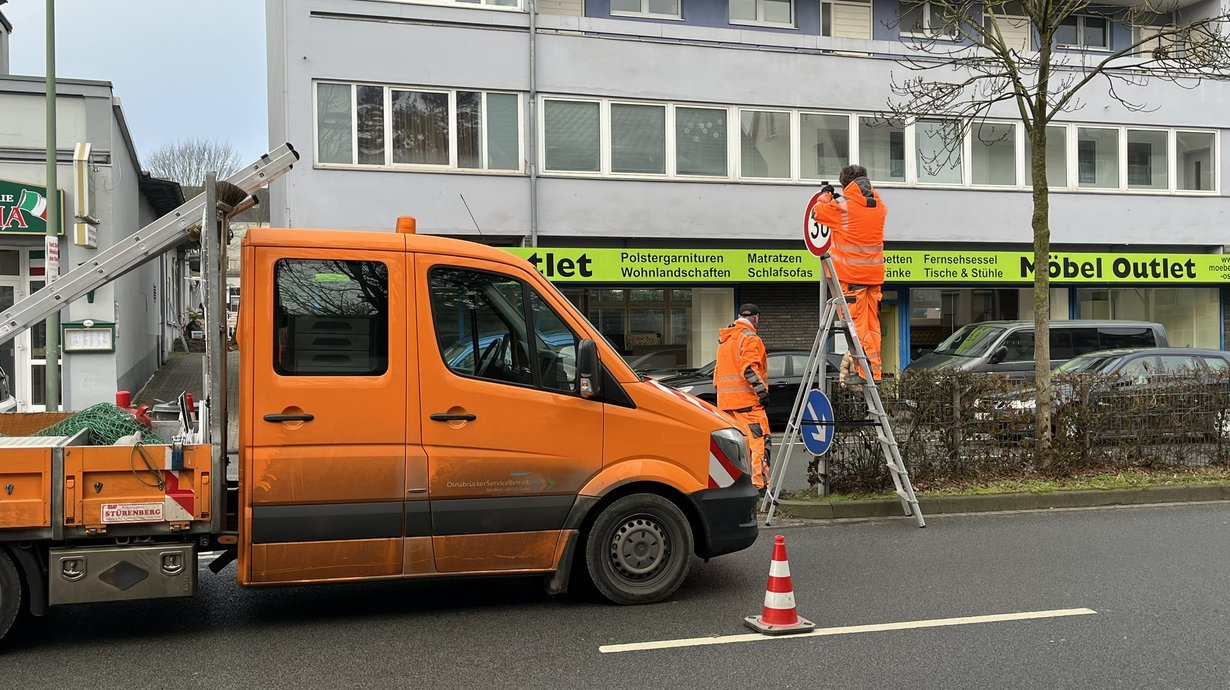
714 319 767 411
811 177 887 285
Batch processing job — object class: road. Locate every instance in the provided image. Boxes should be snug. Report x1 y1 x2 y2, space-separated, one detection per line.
7 502 1230 688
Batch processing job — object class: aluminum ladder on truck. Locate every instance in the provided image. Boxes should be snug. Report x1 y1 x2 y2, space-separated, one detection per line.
761 252 925 528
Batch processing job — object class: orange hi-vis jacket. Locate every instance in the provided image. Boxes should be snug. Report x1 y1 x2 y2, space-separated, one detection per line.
715 319 769 411
811 177 887 286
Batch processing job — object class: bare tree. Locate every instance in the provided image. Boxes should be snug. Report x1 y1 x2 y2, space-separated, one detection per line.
145 137 243 188
885 1 1230 456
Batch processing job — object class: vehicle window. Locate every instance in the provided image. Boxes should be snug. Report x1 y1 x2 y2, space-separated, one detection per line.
1069 328 1100 356
1000 331 1034 362
530 292 580 393
933 324 1007 357
273 259 389 376
430 267 533 387
1200 356 1229 372
1049 330 1074 361
767 354 787 378
1058 353 1122 374
788 354 810 375
1099 327 1156 350
1157 355 1201 375
1116 356 1158 385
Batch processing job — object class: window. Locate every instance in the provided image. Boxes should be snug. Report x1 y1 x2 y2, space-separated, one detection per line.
822 0 871 39
544 99 601 172
740 110 791 179
1001 331 1034 362
455 0 520 6
611 0 680 18
1098 327 1157 350
1025 125 1068 188
984 4 1031 52
1077 127 1118 188
315 82 519 170
859 117 905 182
1133 24 1176 58
1056 15 1108 50
1117 357 1157 385
971 122 1017 186
273 259 389 376
800 113 849 181
392 90 449 165
901 1 955 38
1078 288 1220 349
1201 356 1229 372
316 83 353 165
676 107 728 176
611 103 666 174
1049 330 1074 361
731 0 794 26
766 353 787 378
916 120 963 185
430 268 535 387
530 293 580 393
1177 131 1215 191
1127 129 1168 190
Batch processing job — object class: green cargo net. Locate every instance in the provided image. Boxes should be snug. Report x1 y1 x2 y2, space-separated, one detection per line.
33 403 163 445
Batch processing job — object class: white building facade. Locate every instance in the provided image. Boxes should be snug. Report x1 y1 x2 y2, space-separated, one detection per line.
267 0 1230 374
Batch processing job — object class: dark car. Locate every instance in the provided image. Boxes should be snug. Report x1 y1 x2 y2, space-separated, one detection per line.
659 350 844 426
975 347 1230 438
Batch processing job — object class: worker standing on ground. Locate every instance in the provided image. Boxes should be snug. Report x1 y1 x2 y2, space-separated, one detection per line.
714 304 771 495
811 164 887 384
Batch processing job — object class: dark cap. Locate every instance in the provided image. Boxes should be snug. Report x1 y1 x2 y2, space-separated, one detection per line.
738 303 760 317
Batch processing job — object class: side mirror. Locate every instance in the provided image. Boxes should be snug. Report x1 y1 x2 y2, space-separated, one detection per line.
577 339 602 399
990 345 1008 364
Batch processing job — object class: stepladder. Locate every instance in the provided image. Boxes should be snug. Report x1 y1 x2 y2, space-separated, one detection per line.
761 253 925 527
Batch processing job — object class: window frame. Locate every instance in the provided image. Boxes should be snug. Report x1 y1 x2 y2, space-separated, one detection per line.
1056 14 1110 51
738 107 794 181
729 0 796 28
541 96 605 174
821 0 873 39
312 81 524 174
901 1 957 39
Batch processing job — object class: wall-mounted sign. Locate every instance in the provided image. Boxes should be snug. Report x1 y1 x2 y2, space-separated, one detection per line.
0 179 65 236
73 142 100 226
503 248 1230 285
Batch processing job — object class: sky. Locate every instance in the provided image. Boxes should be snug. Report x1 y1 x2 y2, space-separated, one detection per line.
5 0 268 164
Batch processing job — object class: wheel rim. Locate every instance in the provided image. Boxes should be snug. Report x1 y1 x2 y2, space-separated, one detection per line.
608 514 670 582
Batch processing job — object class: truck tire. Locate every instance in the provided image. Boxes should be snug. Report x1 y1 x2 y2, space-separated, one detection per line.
0 550 21 643
585 493 694 605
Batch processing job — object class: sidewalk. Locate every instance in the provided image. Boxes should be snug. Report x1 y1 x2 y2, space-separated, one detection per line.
135 350 239 449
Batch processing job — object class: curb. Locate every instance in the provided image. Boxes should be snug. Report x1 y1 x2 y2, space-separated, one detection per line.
777 484 1230 519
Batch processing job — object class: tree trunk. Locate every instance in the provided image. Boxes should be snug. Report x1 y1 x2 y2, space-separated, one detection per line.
1029 124 1053 463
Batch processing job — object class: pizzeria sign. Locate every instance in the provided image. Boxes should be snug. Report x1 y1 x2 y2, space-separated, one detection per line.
0 179 65 235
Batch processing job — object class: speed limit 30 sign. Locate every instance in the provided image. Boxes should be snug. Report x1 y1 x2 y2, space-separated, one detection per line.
803 190 833 257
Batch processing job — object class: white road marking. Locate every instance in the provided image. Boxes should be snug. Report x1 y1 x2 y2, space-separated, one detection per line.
598 607 1096 654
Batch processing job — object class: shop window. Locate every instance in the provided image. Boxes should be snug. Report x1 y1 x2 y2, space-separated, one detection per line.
859 117 905 182
0 251 18 276
1077 287 1220 349
612 104 666 175
676 107 728 177
741 110 792 179
273 259 389 376
800 113 850 181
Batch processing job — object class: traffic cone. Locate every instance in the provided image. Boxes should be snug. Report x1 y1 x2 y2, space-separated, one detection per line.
744 535 815 635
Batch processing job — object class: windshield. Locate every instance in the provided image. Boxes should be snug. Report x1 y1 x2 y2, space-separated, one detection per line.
1056 352 1123 374
693 360 717 377
932 325 1007 358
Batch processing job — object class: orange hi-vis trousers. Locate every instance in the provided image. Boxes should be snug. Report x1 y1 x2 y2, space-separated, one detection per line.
842 282 882 381
725 407 771 490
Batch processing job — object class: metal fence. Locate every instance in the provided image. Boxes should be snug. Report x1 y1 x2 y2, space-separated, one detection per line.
815 368 1230 494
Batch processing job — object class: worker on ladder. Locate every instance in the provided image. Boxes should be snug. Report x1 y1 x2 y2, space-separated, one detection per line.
715 304 771 495
811 164 888 385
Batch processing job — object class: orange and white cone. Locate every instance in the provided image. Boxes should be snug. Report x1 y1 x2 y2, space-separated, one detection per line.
744 535 815 635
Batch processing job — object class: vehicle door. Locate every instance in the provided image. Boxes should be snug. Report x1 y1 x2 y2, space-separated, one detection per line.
992 330 1035 381
765 353 794 423
416 256 602 573
243 248 409 585
1156 354 1207 433
1097 355 1161 436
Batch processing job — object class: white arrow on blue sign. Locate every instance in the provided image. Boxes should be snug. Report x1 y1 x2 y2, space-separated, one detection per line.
800 389 835 456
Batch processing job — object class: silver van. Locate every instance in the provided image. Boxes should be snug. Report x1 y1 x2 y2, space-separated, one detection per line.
904 320 1169 380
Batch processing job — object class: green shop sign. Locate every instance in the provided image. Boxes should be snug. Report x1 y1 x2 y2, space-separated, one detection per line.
0 179 64 236
503 248 1230 284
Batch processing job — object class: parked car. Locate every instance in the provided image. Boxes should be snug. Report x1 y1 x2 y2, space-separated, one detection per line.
975 347 1230 438
906 319 1168 381
659 350 844 426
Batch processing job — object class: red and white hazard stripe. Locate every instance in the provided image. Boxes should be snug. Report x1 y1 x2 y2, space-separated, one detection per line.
762 558 797 614
162 447 196 522
707 437 742 489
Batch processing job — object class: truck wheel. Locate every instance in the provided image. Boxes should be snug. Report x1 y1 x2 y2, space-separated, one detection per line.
585 493 693 605
0 550 21 642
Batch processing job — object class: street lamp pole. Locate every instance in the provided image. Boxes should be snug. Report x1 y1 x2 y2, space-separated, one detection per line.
44 0 61 410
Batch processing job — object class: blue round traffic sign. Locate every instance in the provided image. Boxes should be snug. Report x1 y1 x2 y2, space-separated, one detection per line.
800 389 835 456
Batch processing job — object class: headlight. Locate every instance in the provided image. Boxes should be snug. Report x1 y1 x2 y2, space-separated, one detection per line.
711 427 750 475
677 385 694 392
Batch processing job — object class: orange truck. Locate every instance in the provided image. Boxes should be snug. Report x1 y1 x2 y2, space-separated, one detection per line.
0 145 759 643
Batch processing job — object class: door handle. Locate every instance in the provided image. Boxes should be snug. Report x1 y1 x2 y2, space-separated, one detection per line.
264 413 315 423
431 413 477 422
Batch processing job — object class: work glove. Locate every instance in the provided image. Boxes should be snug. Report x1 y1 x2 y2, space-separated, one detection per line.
819 183 835 196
